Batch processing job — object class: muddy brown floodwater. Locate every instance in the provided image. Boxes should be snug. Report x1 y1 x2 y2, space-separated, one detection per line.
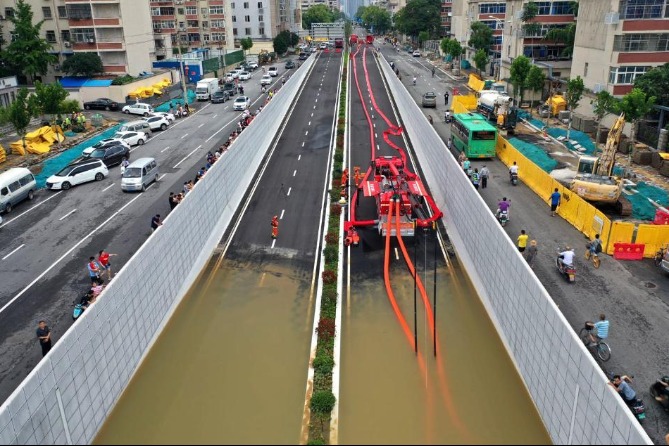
339 253 552 445
94 258 314 445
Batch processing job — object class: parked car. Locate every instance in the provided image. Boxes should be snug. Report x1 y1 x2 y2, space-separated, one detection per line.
413 50 421 57
268 66 278 77
119 120 152 136
229 69 242 79
149 112 175 123
0 168 37 213
142 115 170 131
223 82 239 96
83 144 130 167
211 90 230 104
122 103 153 116
319 43 327 50
247 61 258 70
112 131 148 146
238 71 252 81
82 138 130 156
240 62 252 72
260 75 272 86
83 98 119 111
233 96 250 111
422 92 437 108
46 159 108 190
223 74 234 83
299 52 308 60
285 60 296 69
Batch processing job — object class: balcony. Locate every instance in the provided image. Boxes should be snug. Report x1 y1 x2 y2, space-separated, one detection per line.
102 64 127 74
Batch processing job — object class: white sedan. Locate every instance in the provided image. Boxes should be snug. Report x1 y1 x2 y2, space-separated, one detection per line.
413 50 421 57
238 71 252 81
112 131 149 146
233 96 250 111
142 116 170 131
149 112 175 123
229 69 242 79
260 74 272 86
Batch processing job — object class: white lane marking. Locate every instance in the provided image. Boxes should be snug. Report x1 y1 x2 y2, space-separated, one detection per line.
298 154 301 161
315 99 318 103
305 131 309 136
374 123 376 128
160 146 171 153
157 173 167 181
58 209 77 221
293 170 297 177
372 114 375 119
0 192 145 315
314 105 316 109
287 187 292 196
173 145 201 168
180 133 189 139
308 121 311 126
377 144 380 151
280 209 285 220
213 114 218 118
395 248 400 260
311 112 314 117
302 142 305 147
198 123 204 128
271 239 276 249
102 183 115 192
2 244 25 261
0 192 62 229
375 133 378 138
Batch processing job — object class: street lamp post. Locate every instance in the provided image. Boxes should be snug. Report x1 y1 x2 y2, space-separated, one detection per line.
488 16 504 81
176 32 189 106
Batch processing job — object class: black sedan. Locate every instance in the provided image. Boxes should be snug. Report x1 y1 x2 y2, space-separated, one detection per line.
84 144 130 167
83 98 119 111
285 60 296 69
211 90 230 104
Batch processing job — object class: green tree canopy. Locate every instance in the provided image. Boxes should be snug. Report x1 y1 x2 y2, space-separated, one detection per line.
393 0 441 38
618 88 656 145
468 21 493 52
509 55 532 103
1 0 57 84
61 52 103 77
360 5 391 34
302 4 335 29
0 88 39 152
590 90 618 144
33 81 69 117
473 49 489 75
240 37 253 54
544 23 576 57
525 65 546 93
441 38 463 61
355 6 367 22
634 63 669 107
565 75 585 138
273 30 298 55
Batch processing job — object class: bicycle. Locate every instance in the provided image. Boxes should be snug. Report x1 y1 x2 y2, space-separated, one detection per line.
654 245 667 267
579 322 611 362
584 242 601 268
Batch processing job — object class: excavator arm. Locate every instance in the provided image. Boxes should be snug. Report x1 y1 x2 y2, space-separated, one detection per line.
595 113 625 177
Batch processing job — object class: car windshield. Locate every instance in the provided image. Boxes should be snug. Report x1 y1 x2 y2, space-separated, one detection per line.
89 149 106 158
235 98 245 103
425 93 436 98
113 133 126 139
56 166 75 176
123 167 142 178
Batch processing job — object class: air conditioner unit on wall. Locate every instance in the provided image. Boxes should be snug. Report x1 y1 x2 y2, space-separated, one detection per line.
88 38 95 43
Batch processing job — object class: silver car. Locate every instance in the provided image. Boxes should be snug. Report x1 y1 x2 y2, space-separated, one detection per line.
422 92 437 108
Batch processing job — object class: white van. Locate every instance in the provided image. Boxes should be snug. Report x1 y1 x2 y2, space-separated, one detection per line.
0 168 37 213
196 78 220 101
121 158 159 192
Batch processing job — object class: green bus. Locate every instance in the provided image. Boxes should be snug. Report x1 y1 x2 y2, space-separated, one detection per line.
450 112 497 158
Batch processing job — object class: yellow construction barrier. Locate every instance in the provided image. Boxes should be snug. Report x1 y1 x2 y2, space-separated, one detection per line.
607 222 636 255
467 73 485 93
451 94 477 114
0 144 6 164
636 224 669 257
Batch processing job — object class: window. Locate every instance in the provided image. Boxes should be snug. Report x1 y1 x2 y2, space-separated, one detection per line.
42 7 52 19
525 23 568 38
210 6 225 14
478 3 505 14
584 62 589 77
186 6 197 15
202 21 208 28
621 0 665 19
481 20 503 30
57 6 67 18
613 33 669 52
535 2 551 15
212 32 225 41
245 27 252 35
231 3 236 8
4 8 14 19
72 28 95 43
202 8 208 14
493 36 503 45
46 31 56 43
8 181 21 192
245 15 250 22
258 15 264 22
551 1 574 15
232 16 236 22
177 8 184 14
152 7 161 16
203 34 210 42
211 19 226 28
233 28 238 36
259 27 265 35
66 4 92 20
187 20 199 27
19 175 33 187
244 2 249 8
608 65 651 84
61 30 71 42
258 2 263 7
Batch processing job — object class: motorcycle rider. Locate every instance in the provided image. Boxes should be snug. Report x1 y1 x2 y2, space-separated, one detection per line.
509 161 519 181
412 76 417 86
558 246 575 270
609 375 637 405
497 197 510 220
444 110 452 122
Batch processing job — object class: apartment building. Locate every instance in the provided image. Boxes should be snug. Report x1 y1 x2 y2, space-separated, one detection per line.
572 0 669 96
1 0 156 78
301 0 340 13
451 1 576 81
441 0 453 38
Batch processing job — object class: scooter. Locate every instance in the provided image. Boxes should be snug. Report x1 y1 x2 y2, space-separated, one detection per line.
444 112 453 123
497 210 509 227
175 109 189 119
556 255 576 282
649 377 669 411
72 294 90 320
510 171 519 186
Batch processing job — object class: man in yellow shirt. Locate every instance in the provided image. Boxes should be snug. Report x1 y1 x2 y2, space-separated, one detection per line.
517 229 529 253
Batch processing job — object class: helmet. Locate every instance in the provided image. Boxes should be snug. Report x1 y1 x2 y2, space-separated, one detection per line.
662 376 669 384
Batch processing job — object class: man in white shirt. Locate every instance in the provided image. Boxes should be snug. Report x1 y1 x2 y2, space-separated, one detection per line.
509 161 519 175
559 246 575 267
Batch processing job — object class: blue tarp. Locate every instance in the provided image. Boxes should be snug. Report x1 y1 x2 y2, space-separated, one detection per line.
59 77 113 88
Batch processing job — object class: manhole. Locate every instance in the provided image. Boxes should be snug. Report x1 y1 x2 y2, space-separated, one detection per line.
645 282 657 289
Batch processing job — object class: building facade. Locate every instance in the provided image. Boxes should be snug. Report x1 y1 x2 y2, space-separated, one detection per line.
572 0 669 96
441 0 452 38
0 76 19 108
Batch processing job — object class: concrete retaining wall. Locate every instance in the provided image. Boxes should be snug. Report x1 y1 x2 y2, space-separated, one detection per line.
378 57 652 445
0 56 316 445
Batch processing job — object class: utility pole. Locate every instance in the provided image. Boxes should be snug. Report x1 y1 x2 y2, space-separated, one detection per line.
177 32 188 105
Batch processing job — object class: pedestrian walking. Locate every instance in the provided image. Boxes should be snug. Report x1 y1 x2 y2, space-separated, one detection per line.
36 321 52 357
98 249 117 281
169 192 177 210
525 240 538 268
87 256 102 285
517 230 529 253
271 215 279 239
471 168 480 190
549 188 561 217
480 165 490 189
444 92 449 105
431 67 435 77
151 214 163 232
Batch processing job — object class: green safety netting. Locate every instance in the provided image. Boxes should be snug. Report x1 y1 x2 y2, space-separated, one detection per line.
155 90 196 112
626 181 669 221
508 137 558 173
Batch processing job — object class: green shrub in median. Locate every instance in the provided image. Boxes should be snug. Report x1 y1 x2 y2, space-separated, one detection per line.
313 354 335 375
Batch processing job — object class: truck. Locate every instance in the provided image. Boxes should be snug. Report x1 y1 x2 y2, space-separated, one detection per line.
366 35 374 45
350 34 358 45
477 90 518 133
196 78 220 101
334 38 344 49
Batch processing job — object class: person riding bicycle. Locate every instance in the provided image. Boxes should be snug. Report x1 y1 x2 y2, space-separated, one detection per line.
444 110 452 122
587 313 609 346
587 234 602 257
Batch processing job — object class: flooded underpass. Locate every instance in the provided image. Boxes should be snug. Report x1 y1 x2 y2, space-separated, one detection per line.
94 258 315 444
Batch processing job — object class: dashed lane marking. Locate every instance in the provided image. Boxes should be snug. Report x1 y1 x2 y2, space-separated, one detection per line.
173 145 201 168
160 146 170 153
58 209 76 221
102 183 115 192
2 244 25 261
287 187 292 196
280 209 285 219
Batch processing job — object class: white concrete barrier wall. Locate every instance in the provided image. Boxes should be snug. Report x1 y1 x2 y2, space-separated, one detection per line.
378 58 652 445
0 56 317 446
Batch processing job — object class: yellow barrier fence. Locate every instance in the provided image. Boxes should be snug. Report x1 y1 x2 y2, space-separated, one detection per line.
451 94 477 114
467 73 485 92
606 222 636 255
636 224 669 257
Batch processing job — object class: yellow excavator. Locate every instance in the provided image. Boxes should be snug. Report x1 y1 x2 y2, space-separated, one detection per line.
570 113 632 215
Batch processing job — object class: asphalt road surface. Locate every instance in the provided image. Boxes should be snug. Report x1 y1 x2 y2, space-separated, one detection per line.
382 44 669 444
0 60 298 404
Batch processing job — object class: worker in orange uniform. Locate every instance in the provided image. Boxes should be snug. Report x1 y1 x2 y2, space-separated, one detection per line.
344 228 360 247
271 215 279 239
353 166 362 188
341 168 349 187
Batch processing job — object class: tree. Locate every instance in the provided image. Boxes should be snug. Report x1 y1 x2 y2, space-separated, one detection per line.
618 88 656 146
418 31 429 47
302 4 335 30
393 0 441 38
273 31 289 55
591 91 618 146
544 23 576 57
360 5 391 34
61 52 103 77
509 55 532 104
521 1 541 37
33 81 69 118
468 22 493 52
240 37 253 55
355 6 367 22
441 38 462 65
289 32 299 47
0 88 38 153
634 63 669 107
1 0 57 84
525 65 546 98
473 49 489 76
564 75 585 139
